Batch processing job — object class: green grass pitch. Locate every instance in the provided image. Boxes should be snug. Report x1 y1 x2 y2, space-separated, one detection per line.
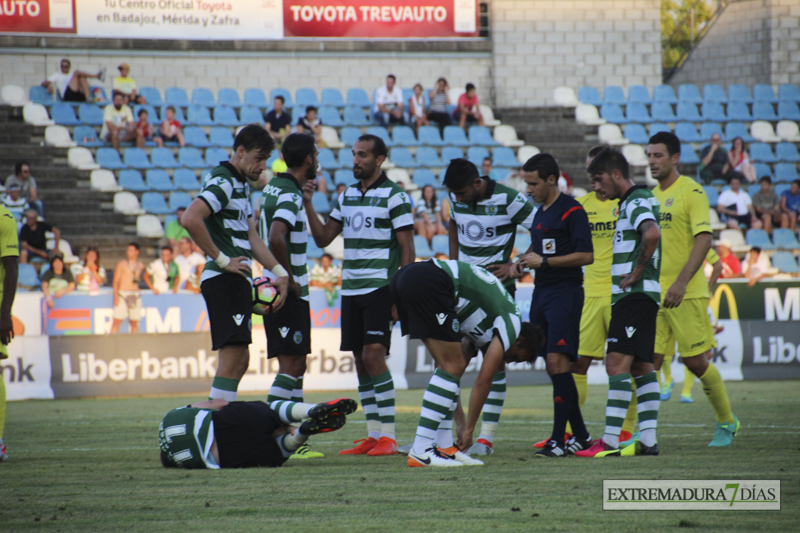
1 380 798 532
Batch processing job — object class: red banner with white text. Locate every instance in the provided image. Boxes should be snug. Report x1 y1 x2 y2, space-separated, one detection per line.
0 0 77 33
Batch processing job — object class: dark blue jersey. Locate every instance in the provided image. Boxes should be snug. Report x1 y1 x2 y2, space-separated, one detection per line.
529 192 593 288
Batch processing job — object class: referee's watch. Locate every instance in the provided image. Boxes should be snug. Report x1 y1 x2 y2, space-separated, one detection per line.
540 257 549 270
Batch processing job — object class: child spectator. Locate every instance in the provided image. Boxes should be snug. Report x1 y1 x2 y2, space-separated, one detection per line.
454 83 483 130
780 179 800 232
742 247 772 287
136 109 163 148
309 253 342 306
112 63 146 105
41 255 75 308
297 106 323 144
409 83 429 134
0 184 29 226
160 106 185 147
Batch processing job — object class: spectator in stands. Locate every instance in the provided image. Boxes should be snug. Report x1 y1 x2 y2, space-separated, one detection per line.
160 106 185 147
297 106 323 145
742 246 771 287
330 183 346 212
19 209 60 265
165 206 190 252
427 77 453 132
699 133 728 184
1 184 29 225
112 63 146 105
135 109 163 148
309 253 342 306
111 243 145 334
414 184 446 244
144 245 180 295
715 240 741 278
41 58 105 103
751 176 787 233
502 166 527 194
271 151 288 175
454 83 484 130
724 137 757 183
314 165 328 196
558 161 574 196
174 237 204 293
780 179 800 232
5 162 42 216
481 157 506 182
41 255 75 308
717 173 761 229
373 74 406 127
72 246 106 295
102 92 138 151
264 96 292 142
409 83 429 134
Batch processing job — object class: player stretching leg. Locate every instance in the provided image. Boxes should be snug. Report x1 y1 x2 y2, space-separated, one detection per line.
303 135 415 457
648 132 739 447
183 125 289 403
0 204 19 462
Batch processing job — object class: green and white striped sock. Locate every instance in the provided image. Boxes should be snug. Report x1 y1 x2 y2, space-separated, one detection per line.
267 373 296 403
209 376 240 401
412 369 460 455
291 375 304 403
358 374 381 440
634 372 660 447
269 400 315 424
478 370 506 444
435 394 458 449
603 373 632 448
372 371 396 439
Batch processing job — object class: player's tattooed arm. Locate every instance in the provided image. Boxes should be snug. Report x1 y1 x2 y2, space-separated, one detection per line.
620 219 660 291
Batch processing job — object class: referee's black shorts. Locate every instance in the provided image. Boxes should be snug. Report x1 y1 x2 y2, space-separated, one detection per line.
201 274 252 351
212 401 286 468
390 262 461 343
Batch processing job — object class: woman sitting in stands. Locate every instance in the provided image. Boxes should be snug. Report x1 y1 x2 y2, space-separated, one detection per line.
72 247 107 296
724 137 757 183
414 184 446 244
42 255 75 308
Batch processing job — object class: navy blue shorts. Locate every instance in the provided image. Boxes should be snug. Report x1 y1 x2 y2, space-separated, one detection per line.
529 284 584 361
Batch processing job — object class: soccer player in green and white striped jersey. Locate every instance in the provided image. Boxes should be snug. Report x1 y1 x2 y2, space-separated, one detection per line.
182 125 289 404
443 158 535 456
577 148 662 458
303 134 415 457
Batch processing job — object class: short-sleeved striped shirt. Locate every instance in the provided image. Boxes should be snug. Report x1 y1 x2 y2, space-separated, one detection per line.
197 162 252 283
449 179 535 289
611 185 661 305
258 173 309 300
329 173 414 296
431 258 522 351
159 406 218 469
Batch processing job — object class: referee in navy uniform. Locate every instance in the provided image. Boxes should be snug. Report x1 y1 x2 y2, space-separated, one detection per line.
517 153 595 457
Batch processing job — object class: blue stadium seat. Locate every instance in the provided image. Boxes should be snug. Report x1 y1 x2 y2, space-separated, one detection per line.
469 126 498 146
18 263 40 289
778 102 800 121
443 126 472 146
776 142 800 163
52 103 80 125
311 191 330 214
753 84 778 103
675 122 702 143
214 105 241 126
600 103 627 124
702 185 718 206
414 235 434 258
169 191 193 212
337 149 352 168
418 125 445 146
578 87 602 106
493 146 519 168
728 84 753 103
150 147 180 168
773 229 800 250
626 102 651 123
218 88 242 108
29 86 56 106
431 235 449 256
141 192 171 214
467 146 490 167
699 122 724 142
653 85 678 104
244 88 268 108
441 146 464 163
676 102 701 122
347 88 371 108
192 88 215 107
628 85 652 104
703 84 727 103
74 125 103 147
96 147 127 169
746 229 776 250
165 87 190 107
701 102 728 122
603 86 627 105
679 145 700 164
118 169 147 191
238 105 263 125
334 169 356 186
146 169 177 191
133 104 159 125
438 168 448 183
124 147 153 169
392 125 419 146
778 84 800 103
651 103 676 122
321 88 345 108
340 126 362 146
343 105 370 126
623 124 649 144
366 126 393 147
514 233 531 253
78 104 104 126
724 122 755 142
775 183 791 197
318 106 344 127
296 88 320 108
188 104 213 126
390 147 418 168
401 88 414 109
747 183 761 197
415 147 442 167
678 84 703 103
205 148 229 167
726 102 752 122
648 123 672 137
139 87 163 107
317 148 339 170
413 169 438 188
183 127 211 148
270 88 294 108
775 163 800 183
752 102 778 121
750 143 777 163
771 251 800 274
319 170 334 191
160 105 186 124
173 168 200 190
753 163 773 181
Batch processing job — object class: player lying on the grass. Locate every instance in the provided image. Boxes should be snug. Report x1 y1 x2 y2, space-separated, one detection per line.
391 258 542 467
159 398 356 469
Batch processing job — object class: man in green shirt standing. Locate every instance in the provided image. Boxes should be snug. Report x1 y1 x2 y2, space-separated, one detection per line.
165 206 191 251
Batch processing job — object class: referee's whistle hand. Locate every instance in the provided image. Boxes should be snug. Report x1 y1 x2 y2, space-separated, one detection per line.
522 252 543 270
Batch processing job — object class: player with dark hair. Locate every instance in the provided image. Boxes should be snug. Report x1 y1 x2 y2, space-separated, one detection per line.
182 124 289 403
517 153 594 457
303 134 415 457
647 132 739 447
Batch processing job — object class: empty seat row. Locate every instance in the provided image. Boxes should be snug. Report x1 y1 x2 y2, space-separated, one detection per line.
578 83 800 107
114 191 194 216
96 147 228 170
597 101 800 124
318 145 521 170
598 121 800 147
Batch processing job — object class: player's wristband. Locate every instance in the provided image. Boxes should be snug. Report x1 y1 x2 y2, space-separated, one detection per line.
214 252 230 269
271 264 289 278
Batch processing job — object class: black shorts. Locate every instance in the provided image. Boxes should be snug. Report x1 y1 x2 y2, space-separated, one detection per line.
529 284 583 361
162 134 179 143
731 213 752 228
263 292 311 359
63 86 86 102
201 274 252 351
212 401 286 468
340 286 393 351
607 293 659 362
390 262 461 343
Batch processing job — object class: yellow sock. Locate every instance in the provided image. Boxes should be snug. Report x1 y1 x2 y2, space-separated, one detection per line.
662 355 673 386
0 372 6 440
656 365 662 387
699 362 734 424
621 379 638 435
681 367 694 397
566 373 588 435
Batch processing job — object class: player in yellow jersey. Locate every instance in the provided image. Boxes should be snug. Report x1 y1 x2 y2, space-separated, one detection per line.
647 132 739 447
0 205 20 462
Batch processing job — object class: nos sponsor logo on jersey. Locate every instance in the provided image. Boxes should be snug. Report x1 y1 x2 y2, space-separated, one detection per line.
344 212 372 231
459 220 495 241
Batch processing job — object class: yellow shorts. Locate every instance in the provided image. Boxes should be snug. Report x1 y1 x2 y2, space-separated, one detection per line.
654 298 716 358
0 342 7 360
578 295 611 358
